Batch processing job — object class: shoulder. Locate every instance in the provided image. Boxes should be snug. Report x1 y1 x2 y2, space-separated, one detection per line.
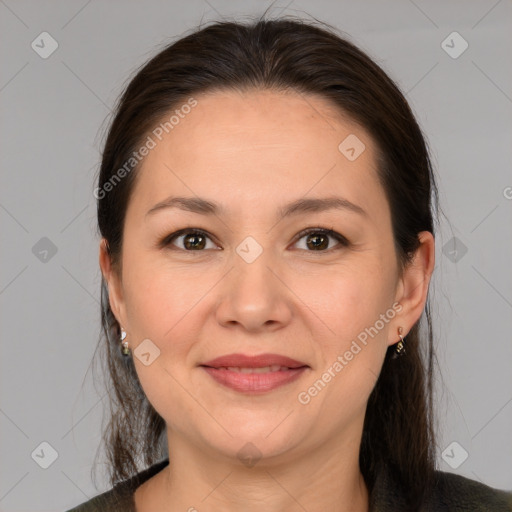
370 465 512 511
65 459 170 512
428 470 512 511
65 486 130 512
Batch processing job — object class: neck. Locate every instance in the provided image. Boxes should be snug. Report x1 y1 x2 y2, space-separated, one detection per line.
146 429 369 512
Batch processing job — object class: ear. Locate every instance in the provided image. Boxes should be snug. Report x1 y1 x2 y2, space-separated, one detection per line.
99 238 129 330
391 231 435 344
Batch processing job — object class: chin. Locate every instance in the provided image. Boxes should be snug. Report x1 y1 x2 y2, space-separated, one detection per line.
191 417 309 467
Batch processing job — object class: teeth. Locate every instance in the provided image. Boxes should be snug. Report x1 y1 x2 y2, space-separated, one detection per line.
223 365 288 373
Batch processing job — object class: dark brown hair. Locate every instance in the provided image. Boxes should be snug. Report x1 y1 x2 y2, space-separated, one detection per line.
92 14 439 509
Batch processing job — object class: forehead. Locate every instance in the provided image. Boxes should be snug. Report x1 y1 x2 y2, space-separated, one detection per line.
128 88 388 222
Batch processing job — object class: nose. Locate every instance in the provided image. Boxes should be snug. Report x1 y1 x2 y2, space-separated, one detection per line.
215 249 293 333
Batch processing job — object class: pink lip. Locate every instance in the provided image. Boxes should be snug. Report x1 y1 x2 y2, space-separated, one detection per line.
201 367 308 393
200 353 309 394
201 353 307 369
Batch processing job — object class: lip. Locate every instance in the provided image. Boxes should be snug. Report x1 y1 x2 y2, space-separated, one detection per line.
201 366 308 393
200 353 309 394
201 353 308 369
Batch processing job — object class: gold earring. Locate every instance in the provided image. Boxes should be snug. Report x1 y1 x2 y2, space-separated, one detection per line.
392 326 406 359
120 327 130 356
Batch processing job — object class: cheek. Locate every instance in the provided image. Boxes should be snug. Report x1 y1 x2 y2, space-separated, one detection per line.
121 259 206 425
294 261 395 399
296 263 393 341
122 252 210 341
294 272 392 430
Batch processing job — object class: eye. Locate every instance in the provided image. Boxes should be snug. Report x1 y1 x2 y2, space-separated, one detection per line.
162 229 218 251
293 227 349 252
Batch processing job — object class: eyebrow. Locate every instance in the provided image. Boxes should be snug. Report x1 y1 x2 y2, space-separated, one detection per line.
145 195 367 219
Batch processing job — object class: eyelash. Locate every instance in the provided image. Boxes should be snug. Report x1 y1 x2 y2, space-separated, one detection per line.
159 227 350 253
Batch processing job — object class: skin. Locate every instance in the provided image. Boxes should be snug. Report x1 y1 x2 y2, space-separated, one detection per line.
99 88 435 512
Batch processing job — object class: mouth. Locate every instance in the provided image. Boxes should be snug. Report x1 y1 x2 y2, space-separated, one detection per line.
199 353 309 393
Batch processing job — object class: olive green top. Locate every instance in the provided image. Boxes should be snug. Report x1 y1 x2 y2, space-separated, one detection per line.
66 458 512 511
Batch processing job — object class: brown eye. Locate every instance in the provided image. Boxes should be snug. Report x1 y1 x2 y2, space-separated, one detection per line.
305 232 329 250
163 229 217 251
182 232 207 250
294 228 349 252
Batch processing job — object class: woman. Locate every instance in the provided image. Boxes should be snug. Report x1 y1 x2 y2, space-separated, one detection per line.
67 15 512 512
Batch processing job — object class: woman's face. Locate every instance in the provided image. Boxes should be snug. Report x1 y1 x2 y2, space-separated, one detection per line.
101 89 432 465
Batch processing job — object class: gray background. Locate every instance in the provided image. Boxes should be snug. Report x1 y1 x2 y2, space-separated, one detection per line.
1 0 511 510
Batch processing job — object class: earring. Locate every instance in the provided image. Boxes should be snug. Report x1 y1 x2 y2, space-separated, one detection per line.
392 326 406 359
120 327 130 356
